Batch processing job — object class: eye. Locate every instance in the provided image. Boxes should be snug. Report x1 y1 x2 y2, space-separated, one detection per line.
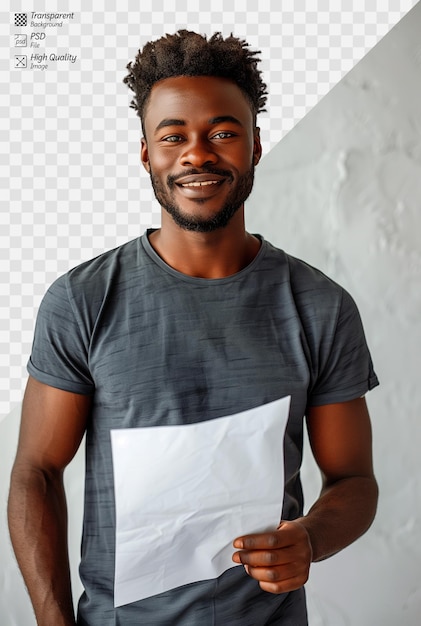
212 131 235 139
161 135 183 143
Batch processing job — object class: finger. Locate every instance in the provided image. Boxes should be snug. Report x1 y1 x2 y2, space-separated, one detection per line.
234 522 312 553
232 548 294 567
233 532 289 551
245 562 308 585
233 535 312 569
258 575 308 595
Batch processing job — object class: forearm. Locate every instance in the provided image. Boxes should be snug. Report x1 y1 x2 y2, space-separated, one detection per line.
233 400 379 594
8 464 76 626
297 474 379 563
231 477 378 595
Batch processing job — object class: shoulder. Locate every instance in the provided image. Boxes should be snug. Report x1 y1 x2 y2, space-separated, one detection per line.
46 237 144 302
36 237 146 334
261 240 365 358
29 238 146 392
264 241 378 403
262 239 346 308
67 236 142 286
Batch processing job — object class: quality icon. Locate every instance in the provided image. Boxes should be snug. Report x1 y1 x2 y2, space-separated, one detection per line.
15 55 27 68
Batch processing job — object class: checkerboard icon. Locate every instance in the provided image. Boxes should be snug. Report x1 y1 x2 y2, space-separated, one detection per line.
14 13 27 27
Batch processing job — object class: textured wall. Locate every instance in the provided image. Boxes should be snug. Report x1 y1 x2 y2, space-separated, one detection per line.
246 3 421 624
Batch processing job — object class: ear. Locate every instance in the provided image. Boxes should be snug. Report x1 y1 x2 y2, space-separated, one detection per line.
140 137 150 173
253 128 262 166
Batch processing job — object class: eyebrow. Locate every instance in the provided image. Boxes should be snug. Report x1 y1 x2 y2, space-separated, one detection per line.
155 119 186 133
154 115 244 134
208 116 243 127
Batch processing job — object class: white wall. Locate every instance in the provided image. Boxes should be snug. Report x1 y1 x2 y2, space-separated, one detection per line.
247 3 421 624
2 4 421 624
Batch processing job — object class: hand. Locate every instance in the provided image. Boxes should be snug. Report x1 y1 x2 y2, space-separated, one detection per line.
232 520 313 594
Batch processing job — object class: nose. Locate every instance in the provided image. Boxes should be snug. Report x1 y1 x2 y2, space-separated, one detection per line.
180 136 218 168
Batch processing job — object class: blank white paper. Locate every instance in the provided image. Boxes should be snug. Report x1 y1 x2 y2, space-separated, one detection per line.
111 395 290 607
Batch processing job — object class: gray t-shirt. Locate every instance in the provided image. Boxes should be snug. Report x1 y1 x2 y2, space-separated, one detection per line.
28 231 378 625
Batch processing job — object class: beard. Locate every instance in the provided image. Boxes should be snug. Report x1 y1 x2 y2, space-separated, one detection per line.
149 164 255 233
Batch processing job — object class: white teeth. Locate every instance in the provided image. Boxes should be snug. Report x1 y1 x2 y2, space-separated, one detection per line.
181 180 220 187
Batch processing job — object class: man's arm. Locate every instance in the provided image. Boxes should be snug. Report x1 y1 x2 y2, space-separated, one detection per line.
232 397 378 594
8 376 91 626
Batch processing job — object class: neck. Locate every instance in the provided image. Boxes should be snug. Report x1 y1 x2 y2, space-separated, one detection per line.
148 211 261 279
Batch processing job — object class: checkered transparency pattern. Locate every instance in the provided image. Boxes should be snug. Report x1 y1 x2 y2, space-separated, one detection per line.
14 12 27 27
2 0 418 416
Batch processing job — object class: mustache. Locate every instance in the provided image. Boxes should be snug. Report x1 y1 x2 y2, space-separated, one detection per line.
167 168 234 187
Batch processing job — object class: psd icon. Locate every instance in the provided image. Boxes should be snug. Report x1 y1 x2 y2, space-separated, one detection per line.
15 34 27 47
14 13 27 27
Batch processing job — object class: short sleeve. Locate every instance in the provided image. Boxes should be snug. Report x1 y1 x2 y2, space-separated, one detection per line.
308 288 379 406
27 274 95 395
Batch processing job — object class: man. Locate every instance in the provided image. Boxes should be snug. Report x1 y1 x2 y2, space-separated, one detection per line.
8 31 379 625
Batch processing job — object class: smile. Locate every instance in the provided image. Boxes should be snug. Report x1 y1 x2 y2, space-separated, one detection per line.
180 180 221 188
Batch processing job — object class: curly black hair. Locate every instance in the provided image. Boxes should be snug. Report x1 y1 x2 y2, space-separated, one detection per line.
123 30 267 132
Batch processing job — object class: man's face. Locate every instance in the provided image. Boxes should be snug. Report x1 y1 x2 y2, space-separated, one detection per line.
141 76 262 232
